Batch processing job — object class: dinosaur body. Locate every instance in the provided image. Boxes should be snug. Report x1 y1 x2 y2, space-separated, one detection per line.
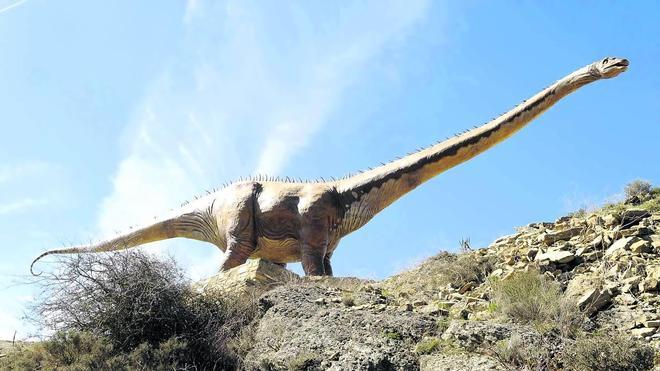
31 57 629 276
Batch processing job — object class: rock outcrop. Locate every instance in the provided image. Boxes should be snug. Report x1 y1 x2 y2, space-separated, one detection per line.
201 191 660 370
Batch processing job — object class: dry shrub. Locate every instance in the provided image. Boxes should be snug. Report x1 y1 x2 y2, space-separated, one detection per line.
491 270 582 337
382 251 494 299
441 253 494 288
624 179 652 199
0 331 190 371
492 334 551 371
13 250 262 370
563 332 654 371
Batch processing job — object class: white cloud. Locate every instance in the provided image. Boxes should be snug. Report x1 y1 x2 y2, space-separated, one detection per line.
97 1 429 279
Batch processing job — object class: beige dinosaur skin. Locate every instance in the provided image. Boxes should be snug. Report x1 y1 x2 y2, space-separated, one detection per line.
31 57 629 276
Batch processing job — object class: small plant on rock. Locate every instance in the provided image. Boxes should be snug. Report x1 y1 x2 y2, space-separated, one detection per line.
383 330 403 341
341 292 356 307
415 337 440 355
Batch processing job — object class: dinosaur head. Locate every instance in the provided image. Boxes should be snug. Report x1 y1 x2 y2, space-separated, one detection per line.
590 57 629 79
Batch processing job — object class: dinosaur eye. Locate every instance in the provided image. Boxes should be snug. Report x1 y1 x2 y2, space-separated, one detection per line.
603 57 609 64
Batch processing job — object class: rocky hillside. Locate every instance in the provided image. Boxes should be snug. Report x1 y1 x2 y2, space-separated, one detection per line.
3 184 659 370
232 184 660 370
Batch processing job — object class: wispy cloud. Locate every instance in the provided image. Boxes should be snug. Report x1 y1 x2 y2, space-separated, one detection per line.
97 1 429 279
0 0 27 15
0 161 54 216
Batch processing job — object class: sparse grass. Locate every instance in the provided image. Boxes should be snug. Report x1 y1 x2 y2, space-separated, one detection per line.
639 190 660 212
383 330 403 341
0 331 190 371
436 318 450 333
381 251 494 300
341 292 355 307
415 337 440 355
568 207 588 218
490 270 582 337
563 332 654 371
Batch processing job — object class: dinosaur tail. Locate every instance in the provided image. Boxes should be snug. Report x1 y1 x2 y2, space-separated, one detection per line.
31 209 217 275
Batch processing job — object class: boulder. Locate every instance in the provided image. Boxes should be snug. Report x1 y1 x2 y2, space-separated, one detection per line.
620 209 651 227
196 258 299 294
536 250 575 264
631 327 656 338
587 214 604 227
639 279 658 293
527 248 538 260
620 226 654 238
604 237 637 256
603 213 620 227
541 227 583 245
644 319 660 328
646 265 660 281
629 239 652 254
577 288 612 316
646 234 660 250
581 251 604 262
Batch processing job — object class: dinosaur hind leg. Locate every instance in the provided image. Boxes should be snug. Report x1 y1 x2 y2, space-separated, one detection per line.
219 185 257 272
220 239 254 271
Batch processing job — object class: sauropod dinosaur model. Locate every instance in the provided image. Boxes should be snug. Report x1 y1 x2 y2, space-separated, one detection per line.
31 57 629 276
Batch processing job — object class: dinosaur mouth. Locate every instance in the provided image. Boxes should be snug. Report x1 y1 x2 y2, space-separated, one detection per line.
613 59 629 68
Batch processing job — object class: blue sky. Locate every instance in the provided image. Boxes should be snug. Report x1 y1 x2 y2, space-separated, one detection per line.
1 1 658 339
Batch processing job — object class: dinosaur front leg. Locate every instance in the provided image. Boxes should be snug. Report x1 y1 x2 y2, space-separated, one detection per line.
300 222 329 276
323 254 333 277
302 249 325 276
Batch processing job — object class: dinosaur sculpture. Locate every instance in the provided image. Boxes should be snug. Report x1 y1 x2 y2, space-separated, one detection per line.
31 57 629 276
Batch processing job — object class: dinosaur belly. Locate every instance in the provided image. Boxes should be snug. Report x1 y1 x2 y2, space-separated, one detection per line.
251 236 301 263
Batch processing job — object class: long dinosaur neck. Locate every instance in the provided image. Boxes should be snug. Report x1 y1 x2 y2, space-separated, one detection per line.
335 63 602 236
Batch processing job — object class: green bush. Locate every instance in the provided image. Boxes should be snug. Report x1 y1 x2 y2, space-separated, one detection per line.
491 270 582 337
563 333 654 371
